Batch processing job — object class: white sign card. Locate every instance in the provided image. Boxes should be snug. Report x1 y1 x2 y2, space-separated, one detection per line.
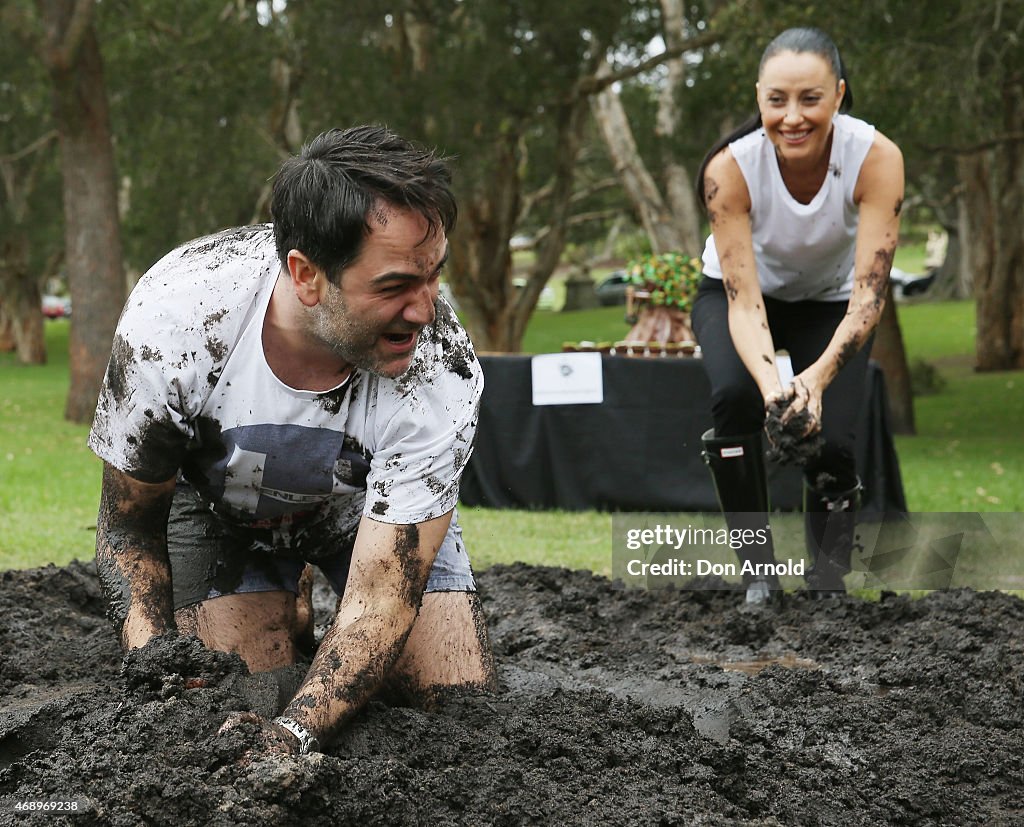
775 352 794 387
530 352 604 406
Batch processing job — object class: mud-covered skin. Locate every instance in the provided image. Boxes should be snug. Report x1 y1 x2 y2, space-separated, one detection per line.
722 276 739 302
826 244 894 379
862 246 893 312
393 524 423 607
703 174 720 224
277 522 431 746
217 711 302 757
95 465 177 647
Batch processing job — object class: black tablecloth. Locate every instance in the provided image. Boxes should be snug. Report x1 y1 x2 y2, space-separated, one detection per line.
460 355 907 516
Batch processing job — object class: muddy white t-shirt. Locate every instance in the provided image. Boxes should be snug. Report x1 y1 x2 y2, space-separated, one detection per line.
89 225 482 529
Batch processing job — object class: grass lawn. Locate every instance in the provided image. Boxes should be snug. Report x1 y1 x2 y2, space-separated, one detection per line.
0 322 102 570
2 294 1021 589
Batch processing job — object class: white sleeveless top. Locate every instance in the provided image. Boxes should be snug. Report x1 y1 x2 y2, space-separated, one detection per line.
701 114 875 302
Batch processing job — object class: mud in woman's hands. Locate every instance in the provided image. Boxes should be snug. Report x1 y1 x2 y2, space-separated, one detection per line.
764 382 825 466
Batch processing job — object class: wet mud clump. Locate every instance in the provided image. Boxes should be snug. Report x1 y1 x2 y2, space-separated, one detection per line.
765 398 825 466
2 561 1023 825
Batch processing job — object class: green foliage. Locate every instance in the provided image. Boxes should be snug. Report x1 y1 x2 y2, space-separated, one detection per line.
0 2 63 275
98 0 279 272
625 252 703 311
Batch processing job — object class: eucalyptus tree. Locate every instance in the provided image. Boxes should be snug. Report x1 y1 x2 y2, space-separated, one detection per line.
278 0 671 351
590 0 718 257
26 0 126 421
98 0 280 278
0 4 61 364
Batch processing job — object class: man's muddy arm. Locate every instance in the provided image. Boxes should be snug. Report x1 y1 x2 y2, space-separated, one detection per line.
95 462 178 650
277 512 452 748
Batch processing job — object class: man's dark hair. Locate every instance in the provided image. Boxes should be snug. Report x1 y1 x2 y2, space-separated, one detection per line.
270 125 457 284
696 28 853 206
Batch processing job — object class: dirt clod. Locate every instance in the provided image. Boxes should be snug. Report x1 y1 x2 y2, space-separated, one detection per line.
2 560 1023 825
765 398 825 466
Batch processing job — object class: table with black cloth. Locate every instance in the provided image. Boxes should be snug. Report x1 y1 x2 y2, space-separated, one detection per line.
459 355 907 516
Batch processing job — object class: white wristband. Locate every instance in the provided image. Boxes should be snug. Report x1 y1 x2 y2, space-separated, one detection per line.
272 716 321 755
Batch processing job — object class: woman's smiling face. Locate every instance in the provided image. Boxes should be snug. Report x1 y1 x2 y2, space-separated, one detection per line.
756 50 846 166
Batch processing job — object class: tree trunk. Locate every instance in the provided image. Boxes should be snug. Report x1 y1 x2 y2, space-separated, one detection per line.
591 59 689 255
589 0 705 258
447 94 592 353
0 306 14 352
960 96 1024 371
927 222 967 300
446 133 521 352
0 127 56 364
38 0 126 422
0 234 46 364
870 282 915 435
655 0 702 254
512 97 593 348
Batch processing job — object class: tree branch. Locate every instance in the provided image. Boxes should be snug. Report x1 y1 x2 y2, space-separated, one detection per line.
570 177 620 204
575 30 720 98
53 0 96 69
919 132 1024 155
0 131 59 163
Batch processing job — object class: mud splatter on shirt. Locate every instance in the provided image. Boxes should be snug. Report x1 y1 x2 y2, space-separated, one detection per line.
88 225 483 532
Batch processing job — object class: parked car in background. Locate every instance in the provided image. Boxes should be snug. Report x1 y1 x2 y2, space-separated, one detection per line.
889 267 936 300
595 271 630 306
41 295 72 319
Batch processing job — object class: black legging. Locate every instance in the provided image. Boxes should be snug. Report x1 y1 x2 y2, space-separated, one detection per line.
691 276 871 491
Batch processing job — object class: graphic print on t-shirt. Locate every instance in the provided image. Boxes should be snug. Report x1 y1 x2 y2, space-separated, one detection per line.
186 422 371 521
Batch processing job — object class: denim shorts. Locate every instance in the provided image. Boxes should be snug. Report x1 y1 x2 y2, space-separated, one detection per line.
166 482 477 610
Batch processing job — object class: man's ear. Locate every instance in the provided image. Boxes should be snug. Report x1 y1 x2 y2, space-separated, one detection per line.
287 250 323 308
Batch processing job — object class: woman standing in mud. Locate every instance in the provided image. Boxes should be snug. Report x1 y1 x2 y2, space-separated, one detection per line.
692 27 904 604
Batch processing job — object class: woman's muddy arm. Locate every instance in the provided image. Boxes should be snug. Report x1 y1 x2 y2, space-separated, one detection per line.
801 134 905 391
277 512 452 748
95 462 178 650
705 150 785 401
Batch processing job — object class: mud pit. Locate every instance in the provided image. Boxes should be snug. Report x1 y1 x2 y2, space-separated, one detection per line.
2 561 1023 825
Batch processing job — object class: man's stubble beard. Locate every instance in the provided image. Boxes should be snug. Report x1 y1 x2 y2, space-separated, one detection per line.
304 284 408 378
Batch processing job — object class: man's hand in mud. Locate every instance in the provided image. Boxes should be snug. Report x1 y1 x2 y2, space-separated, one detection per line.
217 711 301 757
120 633 244 700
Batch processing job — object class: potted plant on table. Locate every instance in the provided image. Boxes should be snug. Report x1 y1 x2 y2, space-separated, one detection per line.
623 252 702 351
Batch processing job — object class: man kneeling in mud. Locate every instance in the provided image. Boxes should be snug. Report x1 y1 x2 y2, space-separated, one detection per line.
88 125 496 756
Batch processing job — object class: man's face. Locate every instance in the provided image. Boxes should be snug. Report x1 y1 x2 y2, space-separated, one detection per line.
304 205 447 378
